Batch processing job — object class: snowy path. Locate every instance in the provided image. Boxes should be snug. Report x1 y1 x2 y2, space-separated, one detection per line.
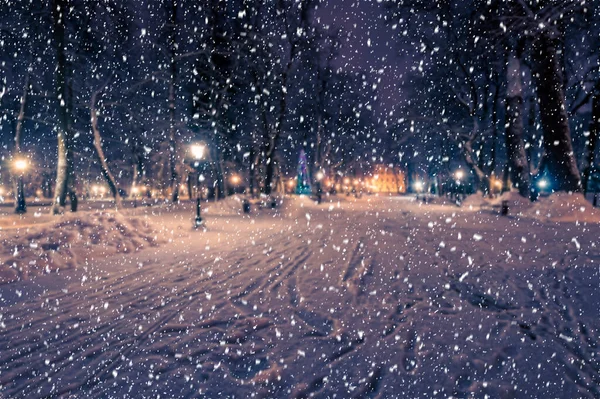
1 196 600 398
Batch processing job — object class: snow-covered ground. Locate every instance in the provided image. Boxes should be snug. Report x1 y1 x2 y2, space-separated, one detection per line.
1 194 600 398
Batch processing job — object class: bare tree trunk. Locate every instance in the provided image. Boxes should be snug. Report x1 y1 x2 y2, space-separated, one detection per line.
490 78 500 176
249 131 256 197
264 64 290 196
523 96 535 171
168 0 180 203
532 32 581 192
52 0 77 214
264 1 312 195
502 164 510 193
186 173 193 200
581 87 600 194
91 89 122 208
13 71 29 214
505 47 531 198
462 117 490 193
212 132 226 199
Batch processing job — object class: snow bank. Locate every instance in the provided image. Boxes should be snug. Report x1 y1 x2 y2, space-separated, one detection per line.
460 191 488 209
0 211 160 284
526 192 600 223
488 190 534 216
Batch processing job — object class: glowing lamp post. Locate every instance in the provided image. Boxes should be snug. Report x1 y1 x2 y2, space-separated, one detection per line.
191 144 206 163
230 174 241 190
191 143 206 228
13 157 28 214
493 179 502 194
413 180 424 193
413 180 424 202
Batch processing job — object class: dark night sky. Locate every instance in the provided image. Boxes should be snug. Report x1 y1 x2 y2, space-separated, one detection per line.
315 1 411 120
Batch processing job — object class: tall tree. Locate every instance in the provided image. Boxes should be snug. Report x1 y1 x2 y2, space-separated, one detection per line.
167 0 180 202
504 41 530 197
51 0 77 214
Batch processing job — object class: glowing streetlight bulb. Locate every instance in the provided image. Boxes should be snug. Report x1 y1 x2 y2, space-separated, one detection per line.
190 143 206 160
316 171 324 181
14 158 28 173
230 174 241 184
455 170 464 180
537 179 548 189
413 181 424 192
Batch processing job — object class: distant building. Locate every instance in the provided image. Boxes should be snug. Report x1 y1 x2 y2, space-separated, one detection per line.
370 165 406 194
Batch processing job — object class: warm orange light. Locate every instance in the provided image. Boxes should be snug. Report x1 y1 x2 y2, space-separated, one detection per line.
190 143 206 160
230 175 241 184
14 158 28 172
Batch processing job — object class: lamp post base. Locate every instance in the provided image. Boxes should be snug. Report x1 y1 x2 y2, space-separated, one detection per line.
193 197 204 229
15 178 26 214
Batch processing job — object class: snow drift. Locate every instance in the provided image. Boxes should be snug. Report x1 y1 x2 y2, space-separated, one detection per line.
0 211 159 284
526 192 600 223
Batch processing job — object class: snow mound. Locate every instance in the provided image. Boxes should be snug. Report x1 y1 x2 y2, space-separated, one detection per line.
488 191 534 216
426 195 458 206
460 192 488 209
526 192 600 223
0 211 160 284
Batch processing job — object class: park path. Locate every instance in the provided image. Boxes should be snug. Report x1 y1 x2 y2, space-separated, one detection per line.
1 196 599 398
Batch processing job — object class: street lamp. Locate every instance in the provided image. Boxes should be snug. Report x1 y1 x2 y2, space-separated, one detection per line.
413 180 424 193
413 180 424 201
190 143 206 163
190 143 207 229
230 174 241 186
13 157 28 214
